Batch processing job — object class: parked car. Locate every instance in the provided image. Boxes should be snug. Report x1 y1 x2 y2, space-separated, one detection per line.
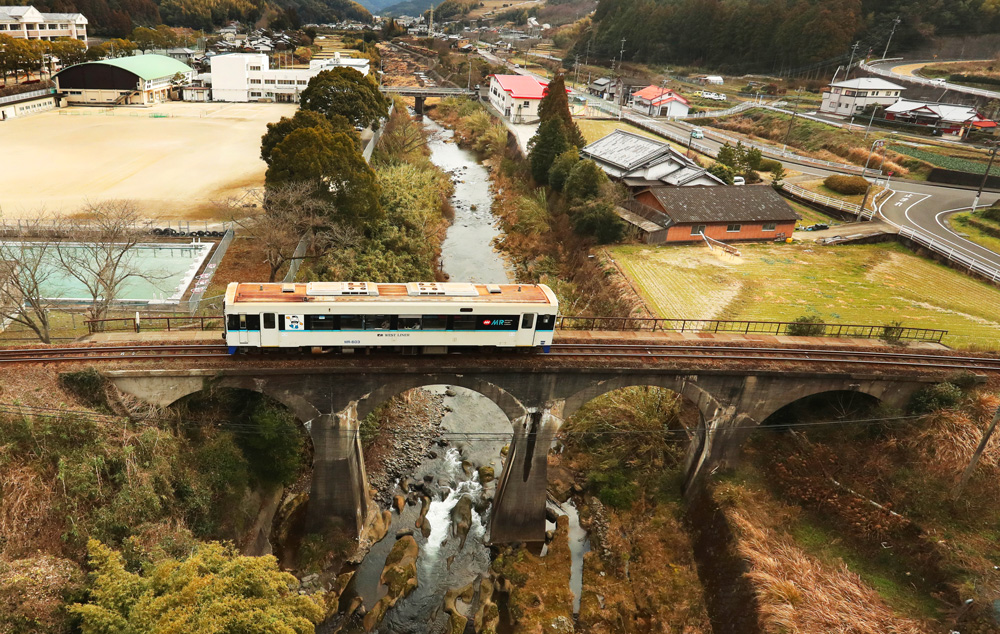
733 176 746 186
930 77 946 84
690 128 705 139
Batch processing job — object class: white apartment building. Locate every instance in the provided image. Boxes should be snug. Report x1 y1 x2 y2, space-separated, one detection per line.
209 52 370 103
0 6 87 45
488 74 548 123
821 77 904 116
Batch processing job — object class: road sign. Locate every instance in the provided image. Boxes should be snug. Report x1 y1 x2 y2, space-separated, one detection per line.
888 170 894 175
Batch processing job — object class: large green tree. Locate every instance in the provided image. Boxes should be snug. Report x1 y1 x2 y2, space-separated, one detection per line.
299 67 390 131
266 127 381 225
528 118 570 185
537 74 585 149
260 110 355 166
70 539 323 634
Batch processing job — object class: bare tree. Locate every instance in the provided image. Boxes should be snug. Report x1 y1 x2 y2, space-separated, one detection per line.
224 182 361 283
54 201 150 326
0 219 61 343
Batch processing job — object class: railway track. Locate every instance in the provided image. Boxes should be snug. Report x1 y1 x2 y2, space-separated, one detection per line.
0 344 231 364
547 344 1000 372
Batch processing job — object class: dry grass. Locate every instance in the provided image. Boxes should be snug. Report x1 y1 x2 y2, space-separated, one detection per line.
0 465 64 557
908 393 1000 476
720 483 931 634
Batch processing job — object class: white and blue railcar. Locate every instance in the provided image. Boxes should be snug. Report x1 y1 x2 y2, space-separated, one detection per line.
223 281 558 353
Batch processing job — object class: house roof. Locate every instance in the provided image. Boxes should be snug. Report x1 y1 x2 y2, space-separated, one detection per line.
490 74 548 99
590 77 611 87
642 186 799 224
632 85 688 106
581 129 688 172
885 99 987 124
56 55 193 81
830 77 905 91
0 6 38 18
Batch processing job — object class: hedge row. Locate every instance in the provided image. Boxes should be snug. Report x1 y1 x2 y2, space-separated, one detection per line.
823 174 869 196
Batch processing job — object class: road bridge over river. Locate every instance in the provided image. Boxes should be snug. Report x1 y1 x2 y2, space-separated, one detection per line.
94 341 1000 543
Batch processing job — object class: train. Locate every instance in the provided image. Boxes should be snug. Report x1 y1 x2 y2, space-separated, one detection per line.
223 281 559 353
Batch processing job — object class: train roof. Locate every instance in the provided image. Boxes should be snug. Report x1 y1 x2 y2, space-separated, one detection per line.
227 282 557 305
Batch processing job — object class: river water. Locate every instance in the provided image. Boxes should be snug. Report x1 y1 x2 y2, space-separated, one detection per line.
322 111 589 633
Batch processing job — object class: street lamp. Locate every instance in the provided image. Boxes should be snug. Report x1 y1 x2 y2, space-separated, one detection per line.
971 144 999 214
859 138 886 218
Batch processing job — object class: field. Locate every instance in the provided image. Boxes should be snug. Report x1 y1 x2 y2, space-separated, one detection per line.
0 102 296 219
947 211 1000 255
607 242 1000 349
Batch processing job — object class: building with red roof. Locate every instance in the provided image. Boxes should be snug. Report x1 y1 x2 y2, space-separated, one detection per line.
629 85 690 117
488 74 550 123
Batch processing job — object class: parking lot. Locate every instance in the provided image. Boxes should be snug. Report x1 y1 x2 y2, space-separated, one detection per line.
0 101 297 219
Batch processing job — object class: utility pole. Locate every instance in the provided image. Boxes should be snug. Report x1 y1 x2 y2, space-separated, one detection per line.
882 16 901 60
953 404 1000 500
573 54 580 87
971 145 999 214
846 41 859 79
615 38 626 108
781 89 802 155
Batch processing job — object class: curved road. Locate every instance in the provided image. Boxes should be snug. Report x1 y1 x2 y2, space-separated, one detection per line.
486 54 1000 272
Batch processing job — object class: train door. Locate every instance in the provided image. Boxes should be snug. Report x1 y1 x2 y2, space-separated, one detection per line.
260 312 279 347
516 313 536 346
238 314 249 345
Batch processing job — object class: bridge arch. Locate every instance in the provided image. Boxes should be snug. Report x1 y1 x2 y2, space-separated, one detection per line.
353 374 528 425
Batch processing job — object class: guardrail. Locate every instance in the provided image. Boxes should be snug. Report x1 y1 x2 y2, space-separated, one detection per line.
671 100 757 120
861 59 1000 100
554 315 946 342
85 315 221 334
898 225 1000 283
0 87 55 106
780 182 862 214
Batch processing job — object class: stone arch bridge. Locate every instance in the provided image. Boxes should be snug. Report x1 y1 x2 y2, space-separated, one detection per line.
104 365 935 543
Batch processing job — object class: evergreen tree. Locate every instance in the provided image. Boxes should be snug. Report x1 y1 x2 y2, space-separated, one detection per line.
564 158 608 202
528 118 570 185
537 74 586 149
300 67 390 130
549 148 580 192
260 110 354 166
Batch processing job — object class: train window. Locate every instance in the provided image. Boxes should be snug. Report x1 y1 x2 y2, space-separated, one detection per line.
398 316 421 330
537 314 555 330
227 314 239 331
422 315 448 330
365 315 391 330
520 313 534 329
341 315 363 330
263 313 276 329
306 315 338 330
453 316 477 330
246 314 261 330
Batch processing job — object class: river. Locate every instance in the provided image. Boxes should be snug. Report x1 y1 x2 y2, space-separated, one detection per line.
321 109 589 633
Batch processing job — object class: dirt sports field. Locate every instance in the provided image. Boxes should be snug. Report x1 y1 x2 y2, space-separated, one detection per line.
0 102 297 219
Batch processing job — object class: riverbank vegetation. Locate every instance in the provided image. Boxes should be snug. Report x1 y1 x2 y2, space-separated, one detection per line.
431 78 639 318
717 380 1000 632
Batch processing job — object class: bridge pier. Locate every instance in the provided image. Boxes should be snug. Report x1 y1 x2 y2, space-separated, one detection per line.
414 96 425 115
306 406 369 537
491 405 562 544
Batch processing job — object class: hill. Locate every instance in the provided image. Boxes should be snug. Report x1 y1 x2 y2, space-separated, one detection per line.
1 0 370 35
575 0 1000 73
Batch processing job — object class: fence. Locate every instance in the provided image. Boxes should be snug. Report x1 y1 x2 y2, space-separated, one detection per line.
897 225 1000 284
672 100 758 120
0 218 234 237
186 228 233 313
554 315 947 342
363 102 395 162
85 315 221 334
780 182 862 215
862 59 1000 100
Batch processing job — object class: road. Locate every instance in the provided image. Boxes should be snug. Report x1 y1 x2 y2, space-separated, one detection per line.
865 58 1000 101
482 53 1000 273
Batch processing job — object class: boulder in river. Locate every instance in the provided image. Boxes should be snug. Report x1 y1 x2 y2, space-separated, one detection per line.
451 495 474 549
393 495 406 514
477 465 495 484
363 535 420 632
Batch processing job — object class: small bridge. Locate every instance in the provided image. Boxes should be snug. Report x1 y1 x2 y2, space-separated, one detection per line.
379 86 475 113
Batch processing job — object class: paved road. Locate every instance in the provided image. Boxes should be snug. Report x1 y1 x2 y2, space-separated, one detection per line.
485 54 1000 272
865 58 1000 100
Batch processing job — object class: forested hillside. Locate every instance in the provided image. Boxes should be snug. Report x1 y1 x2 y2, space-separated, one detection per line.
574 0 1000 72
0 0 371 34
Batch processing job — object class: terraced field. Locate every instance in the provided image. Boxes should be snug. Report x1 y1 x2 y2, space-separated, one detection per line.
608 243 1000 348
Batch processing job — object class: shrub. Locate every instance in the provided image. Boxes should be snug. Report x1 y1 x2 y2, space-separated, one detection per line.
909 382 963 414
786 315 826 336
744 169 762 184
981 207 1000 223
587 467 638 509
824 174 869 195
708 163 735 185
548 148 579 192
564 158 607 202
879 320 904 345
58 369 108 409
758 158 782 172
570 200 625 243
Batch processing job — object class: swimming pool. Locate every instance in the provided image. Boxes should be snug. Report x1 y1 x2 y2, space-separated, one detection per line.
2 241 213 304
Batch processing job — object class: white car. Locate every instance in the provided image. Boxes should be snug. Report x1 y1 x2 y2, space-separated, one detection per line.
929 77 946 84
690 128 704 139
733 176 746 186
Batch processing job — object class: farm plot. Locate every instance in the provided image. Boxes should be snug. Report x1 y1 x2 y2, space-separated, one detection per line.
608 243 1000 348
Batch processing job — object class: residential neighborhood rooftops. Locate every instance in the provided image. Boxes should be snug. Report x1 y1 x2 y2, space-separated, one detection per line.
885 99 991 124
581 129 685 172
640 186 799 224
829 77 905 91
631 85 688 106
489 74 549 99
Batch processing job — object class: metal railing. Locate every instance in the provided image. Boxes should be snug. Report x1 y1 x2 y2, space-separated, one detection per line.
862 59 1000 100
85 315 221 334
671 100 757 120
898 225 1000 283
554 315 947 342
780 182 862 214
0 88 55 106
